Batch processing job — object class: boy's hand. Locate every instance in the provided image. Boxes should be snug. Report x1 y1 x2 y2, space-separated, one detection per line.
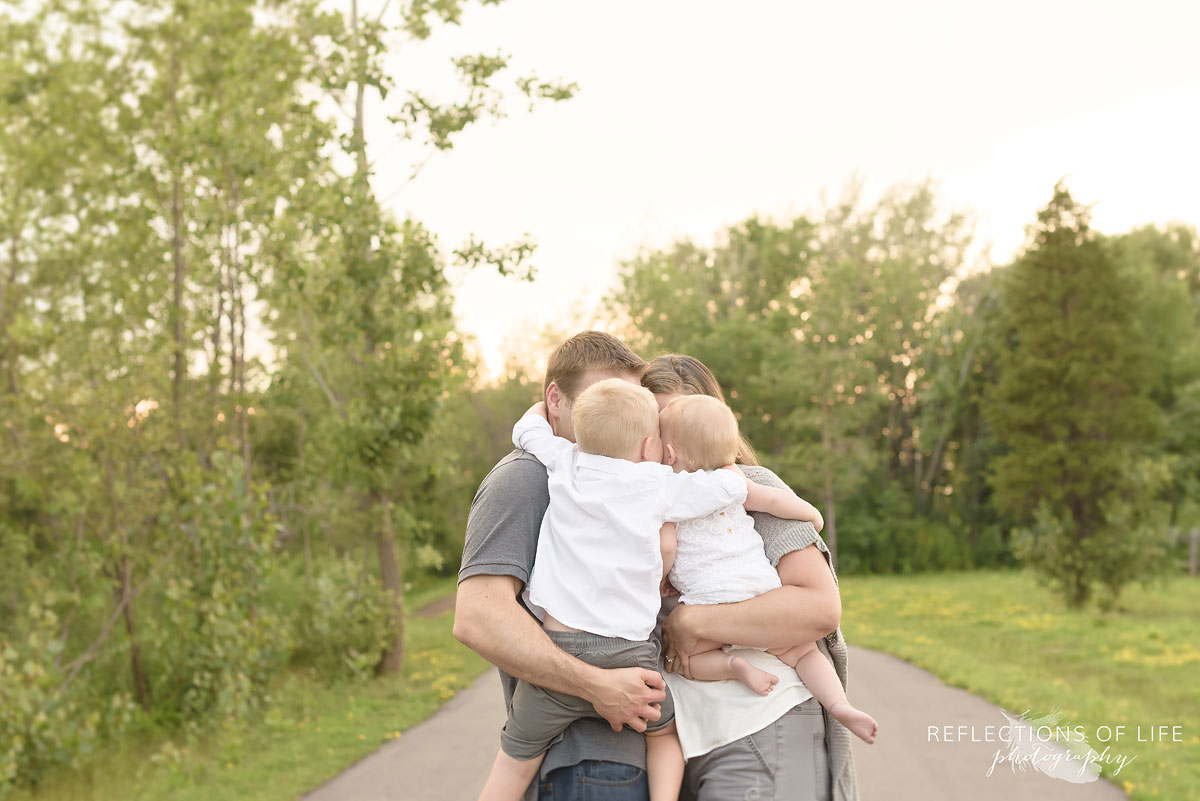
529 401 548 420
588 666 667 732
659 575 680 598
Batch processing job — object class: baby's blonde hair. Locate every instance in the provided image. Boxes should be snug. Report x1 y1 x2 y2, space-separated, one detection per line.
659 394 740 471
572 378 660 459
641 354 759 466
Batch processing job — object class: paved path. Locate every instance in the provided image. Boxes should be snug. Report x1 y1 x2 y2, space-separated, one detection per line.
302 646 1129 801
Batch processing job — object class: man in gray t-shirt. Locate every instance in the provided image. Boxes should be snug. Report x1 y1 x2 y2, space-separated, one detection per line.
459 449 654 797
456 333 665 800
455 332 856 801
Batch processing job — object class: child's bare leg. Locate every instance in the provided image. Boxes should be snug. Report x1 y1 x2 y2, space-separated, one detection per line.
645 723 684 801
688 638 779 696
771 643 878 744
477 749 545 801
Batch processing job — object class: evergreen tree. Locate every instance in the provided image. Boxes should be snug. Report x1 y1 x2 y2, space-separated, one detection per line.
985 182 1167 608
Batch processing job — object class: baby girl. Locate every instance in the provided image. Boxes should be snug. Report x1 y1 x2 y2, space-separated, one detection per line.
658 394 878 745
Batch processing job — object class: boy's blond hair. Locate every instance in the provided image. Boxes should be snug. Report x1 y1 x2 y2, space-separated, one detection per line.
659 395 740 471
572 378 659 459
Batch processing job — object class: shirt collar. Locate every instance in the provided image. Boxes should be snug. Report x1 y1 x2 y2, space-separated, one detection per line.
576 450 634 474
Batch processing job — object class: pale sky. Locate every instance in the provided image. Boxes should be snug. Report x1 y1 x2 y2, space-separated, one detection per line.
362 0 1200 377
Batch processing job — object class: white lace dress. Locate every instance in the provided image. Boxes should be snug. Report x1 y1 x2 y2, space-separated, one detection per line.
670 500 783 606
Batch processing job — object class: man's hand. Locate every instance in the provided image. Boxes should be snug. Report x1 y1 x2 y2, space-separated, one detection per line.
589 666 667 732
661 602 707 680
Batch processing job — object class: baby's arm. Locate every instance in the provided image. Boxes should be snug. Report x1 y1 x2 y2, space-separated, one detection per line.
659 522 677 596
743 479 824 532
512 403 573 471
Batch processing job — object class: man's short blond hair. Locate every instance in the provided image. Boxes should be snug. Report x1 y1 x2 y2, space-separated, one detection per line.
572 378 660 459
659 395 741 471
544 331 646 402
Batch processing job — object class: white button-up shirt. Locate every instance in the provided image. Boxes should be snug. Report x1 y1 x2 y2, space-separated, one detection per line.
514 414 747 641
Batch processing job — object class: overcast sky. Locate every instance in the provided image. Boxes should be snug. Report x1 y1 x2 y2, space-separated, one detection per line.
362 0 1200 376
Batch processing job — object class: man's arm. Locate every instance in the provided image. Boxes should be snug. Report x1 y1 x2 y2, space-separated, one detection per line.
453 575 666 731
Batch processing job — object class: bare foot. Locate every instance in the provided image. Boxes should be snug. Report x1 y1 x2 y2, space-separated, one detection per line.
830 701 878 744
729 656 779 696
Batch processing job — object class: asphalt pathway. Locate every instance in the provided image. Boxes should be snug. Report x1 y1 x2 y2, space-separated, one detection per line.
301 646 1130 801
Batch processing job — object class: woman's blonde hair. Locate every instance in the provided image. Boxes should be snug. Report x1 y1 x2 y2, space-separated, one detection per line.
641 354 759 466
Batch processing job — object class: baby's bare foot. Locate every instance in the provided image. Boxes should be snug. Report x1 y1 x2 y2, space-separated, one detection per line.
730 656 779 696
830 701 878 744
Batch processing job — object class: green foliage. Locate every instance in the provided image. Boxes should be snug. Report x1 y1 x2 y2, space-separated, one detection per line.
143 453 289 726
985 183 1169 607
0 591 135 793
0 0 568 792
835 480 976 575
610 180 993 568
289 555 393 682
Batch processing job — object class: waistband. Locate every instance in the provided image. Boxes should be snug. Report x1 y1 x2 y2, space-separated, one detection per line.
544 629 653 650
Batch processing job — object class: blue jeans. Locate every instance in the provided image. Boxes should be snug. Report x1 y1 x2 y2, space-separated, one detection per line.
538 760 649 801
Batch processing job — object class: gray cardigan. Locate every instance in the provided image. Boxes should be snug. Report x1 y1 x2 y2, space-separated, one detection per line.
743 464 859 801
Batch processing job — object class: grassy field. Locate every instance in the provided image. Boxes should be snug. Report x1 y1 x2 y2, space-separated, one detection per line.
19 570 1197 801
839 570 1200 801
12 577 488 801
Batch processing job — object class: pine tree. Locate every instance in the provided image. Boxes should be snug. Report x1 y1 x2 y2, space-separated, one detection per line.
985 182 1167 608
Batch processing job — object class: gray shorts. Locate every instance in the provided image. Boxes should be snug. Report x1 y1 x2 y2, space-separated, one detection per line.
500 629 675 761
682 698 831 801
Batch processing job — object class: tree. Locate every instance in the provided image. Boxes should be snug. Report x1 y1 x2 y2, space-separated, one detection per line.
609 180 979 568
264 0 574 673
985 182 1167 607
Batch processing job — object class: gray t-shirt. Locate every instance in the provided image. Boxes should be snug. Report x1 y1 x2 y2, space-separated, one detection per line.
458 451 856 801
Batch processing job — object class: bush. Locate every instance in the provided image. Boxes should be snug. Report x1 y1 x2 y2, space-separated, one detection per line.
288 554 393 681
0 590 136 797
835 482 976 574
1012 462 1171 611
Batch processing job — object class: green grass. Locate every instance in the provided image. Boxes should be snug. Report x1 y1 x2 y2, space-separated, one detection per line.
839 570 1200 801
13 576 487 801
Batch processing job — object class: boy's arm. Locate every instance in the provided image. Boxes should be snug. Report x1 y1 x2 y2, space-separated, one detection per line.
512 405 573 470
659 465 748 521
743 481 824 532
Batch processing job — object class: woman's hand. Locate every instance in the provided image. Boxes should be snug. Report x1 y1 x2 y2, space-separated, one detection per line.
661 602 709 679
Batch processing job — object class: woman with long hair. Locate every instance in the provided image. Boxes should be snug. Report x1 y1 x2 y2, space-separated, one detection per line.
643 354 858 801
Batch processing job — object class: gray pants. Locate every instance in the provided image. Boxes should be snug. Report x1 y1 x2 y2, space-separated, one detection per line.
681 698 831 801
501 629 675 760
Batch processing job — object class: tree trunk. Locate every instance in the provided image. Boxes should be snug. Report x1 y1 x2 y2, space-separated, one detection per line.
118 555 151 710
110 454 150 710
376 495 405 673
169 29 186 451
1190 527 1198 578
